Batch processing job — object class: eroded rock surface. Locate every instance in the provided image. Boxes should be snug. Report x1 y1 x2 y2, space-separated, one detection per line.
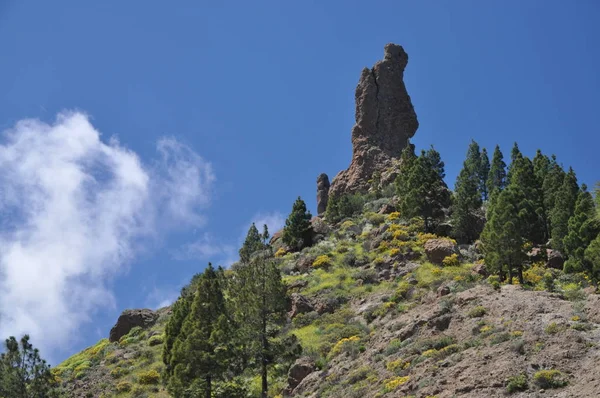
330 43 418 196
109 309 158 342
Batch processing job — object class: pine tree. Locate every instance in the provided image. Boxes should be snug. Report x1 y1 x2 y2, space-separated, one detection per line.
452 141 484 243
0 335 57 398
240 223 266 263
481 187 525 283
585 235 600 280
563 185 599 274
542 156 566 235
486 145 507 198
396 144 417 202
232 241 287 398
532 150 551 240
401 147 451 233
166 265 232 398
532 150 550 186
550 168 579 252
508 155 546 244
283 197 313 250
479 147 490 201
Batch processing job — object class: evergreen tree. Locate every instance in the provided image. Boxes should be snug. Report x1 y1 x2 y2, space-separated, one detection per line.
283 197 313 250
452 140 484 243
486 145 507 198
481 187 525 283
508 155 546 244
585 235 600 280
232 242 288 398
239 223 266 263
542 156 566 235
401 146 451 233
0 335 57 398
532 150 550 186
396 144 417 205
479 147 490 201
563 185 600 274
166 265 232 398
550 168 579 252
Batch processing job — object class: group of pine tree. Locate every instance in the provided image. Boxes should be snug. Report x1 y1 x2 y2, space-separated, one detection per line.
393 140 600 284
161 199 311 398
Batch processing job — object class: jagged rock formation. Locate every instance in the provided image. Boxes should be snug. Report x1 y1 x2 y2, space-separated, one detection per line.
316 173 330 215
329 43 418 196
109 308 158 342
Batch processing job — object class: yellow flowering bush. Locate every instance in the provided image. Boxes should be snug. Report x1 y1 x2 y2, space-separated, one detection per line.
389 248 401 257
329 336 361 358
312 255 332 268
386 358 410 372
442 253 460 267
275 248 287 257
139 369 160 385
384 376 410 391
387 211 401 221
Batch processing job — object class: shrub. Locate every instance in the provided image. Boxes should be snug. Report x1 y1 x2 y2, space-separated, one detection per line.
116 381 132 393
533 369 567 389
506 374 528 393
328 336 361 359
383 376 410 392
275 248 287 257
138 369 160 385
148 334 164 346
487 275 501 290
386 358 410 373
442 253 460 267
545 322 564 335
562 282 585 301
313 255 332 269
326 194 365 223
468 306 486 318
365 212 385 226
387 212 401 221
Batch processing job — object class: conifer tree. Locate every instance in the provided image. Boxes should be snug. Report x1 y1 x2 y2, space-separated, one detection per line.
401 146 450 233
479 147 490 201
532 150 550 185
283 197 313 250
167 265 232 398
585 235 600 280
563 185 599 274
542 156 566 234
508 155 546 244
239 223 266 263
486 145 507 198
452 140 484 243
232 239 287 398
396 144 417 202
481 187 525 283
0 335 57 398
550 168 579 252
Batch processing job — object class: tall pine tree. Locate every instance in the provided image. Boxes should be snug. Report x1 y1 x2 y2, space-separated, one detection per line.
550 168 579 252
400 146 451 233
283 197 313 250
232 240 287 398
479 147 490 201
166 265 232 398
563 185 599 274
542 156 566 237
452 140 484 243
486 145 507 198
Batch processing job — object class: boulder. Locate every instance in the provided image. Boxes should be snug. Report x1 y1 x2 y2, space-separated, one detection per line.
310 217 330 244
471 262 488 277
546 249 565 270
316 173 330 216
424 238 459 265
289 293 314 318
329 43 419 196
286 357 316 394
109 309 158 342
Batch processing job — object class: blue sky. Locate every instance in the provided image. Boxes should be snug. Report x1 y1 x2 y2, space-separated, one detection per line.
0 1 598 362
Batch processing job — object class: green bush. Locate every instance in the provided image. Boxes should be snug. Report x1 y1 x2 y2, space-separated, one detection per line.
506 374 528 393
148 334 164 346
545 322 564 335
533 369 567 389
468 306 486 318
116 381 132 392
138 369 160 385
326 194 365 223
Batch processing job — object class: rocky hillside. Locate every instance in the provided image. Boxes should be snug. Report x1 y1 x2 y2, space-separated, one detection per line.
55 44 600 397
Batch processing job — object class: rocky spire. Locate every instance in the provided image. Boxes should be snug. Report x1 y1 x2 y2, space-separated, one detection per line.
316 173 330 216
329 43 418 196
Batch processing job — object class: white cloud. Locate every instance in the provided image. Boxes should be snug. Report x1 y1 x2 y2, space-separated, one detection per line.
174 232 237 266
0 112 214 358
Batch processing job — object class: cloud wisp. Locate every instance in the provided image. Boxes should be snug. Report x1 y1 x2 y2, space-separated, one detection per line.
0 111 214 358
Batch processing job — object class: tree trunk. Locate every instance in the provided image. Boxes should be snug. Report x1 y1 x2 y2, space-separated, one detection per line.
206 375 211 398
508 266 513 284
518 265 524 285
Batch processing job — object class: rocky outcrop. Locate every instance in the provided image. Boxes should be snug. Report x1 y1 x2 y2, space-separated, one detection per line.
109 309 158 342
424 238 459 265
289 293 314 318
285 357 316 395
316 173 330 216
329 43 418 196
546 249 565 270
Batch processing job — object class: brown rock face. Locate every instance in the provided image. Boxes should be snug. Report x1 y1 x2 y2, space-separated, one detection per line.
109 309 158 342
330 43 418 196
285 357 316 395
316 173 330 216
424 238 459 265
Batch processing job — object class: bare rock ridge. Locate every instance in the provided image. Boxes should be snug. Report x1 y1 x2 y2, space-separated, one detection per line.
316 173 330 216
109 309 158 342
328 43 418 197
